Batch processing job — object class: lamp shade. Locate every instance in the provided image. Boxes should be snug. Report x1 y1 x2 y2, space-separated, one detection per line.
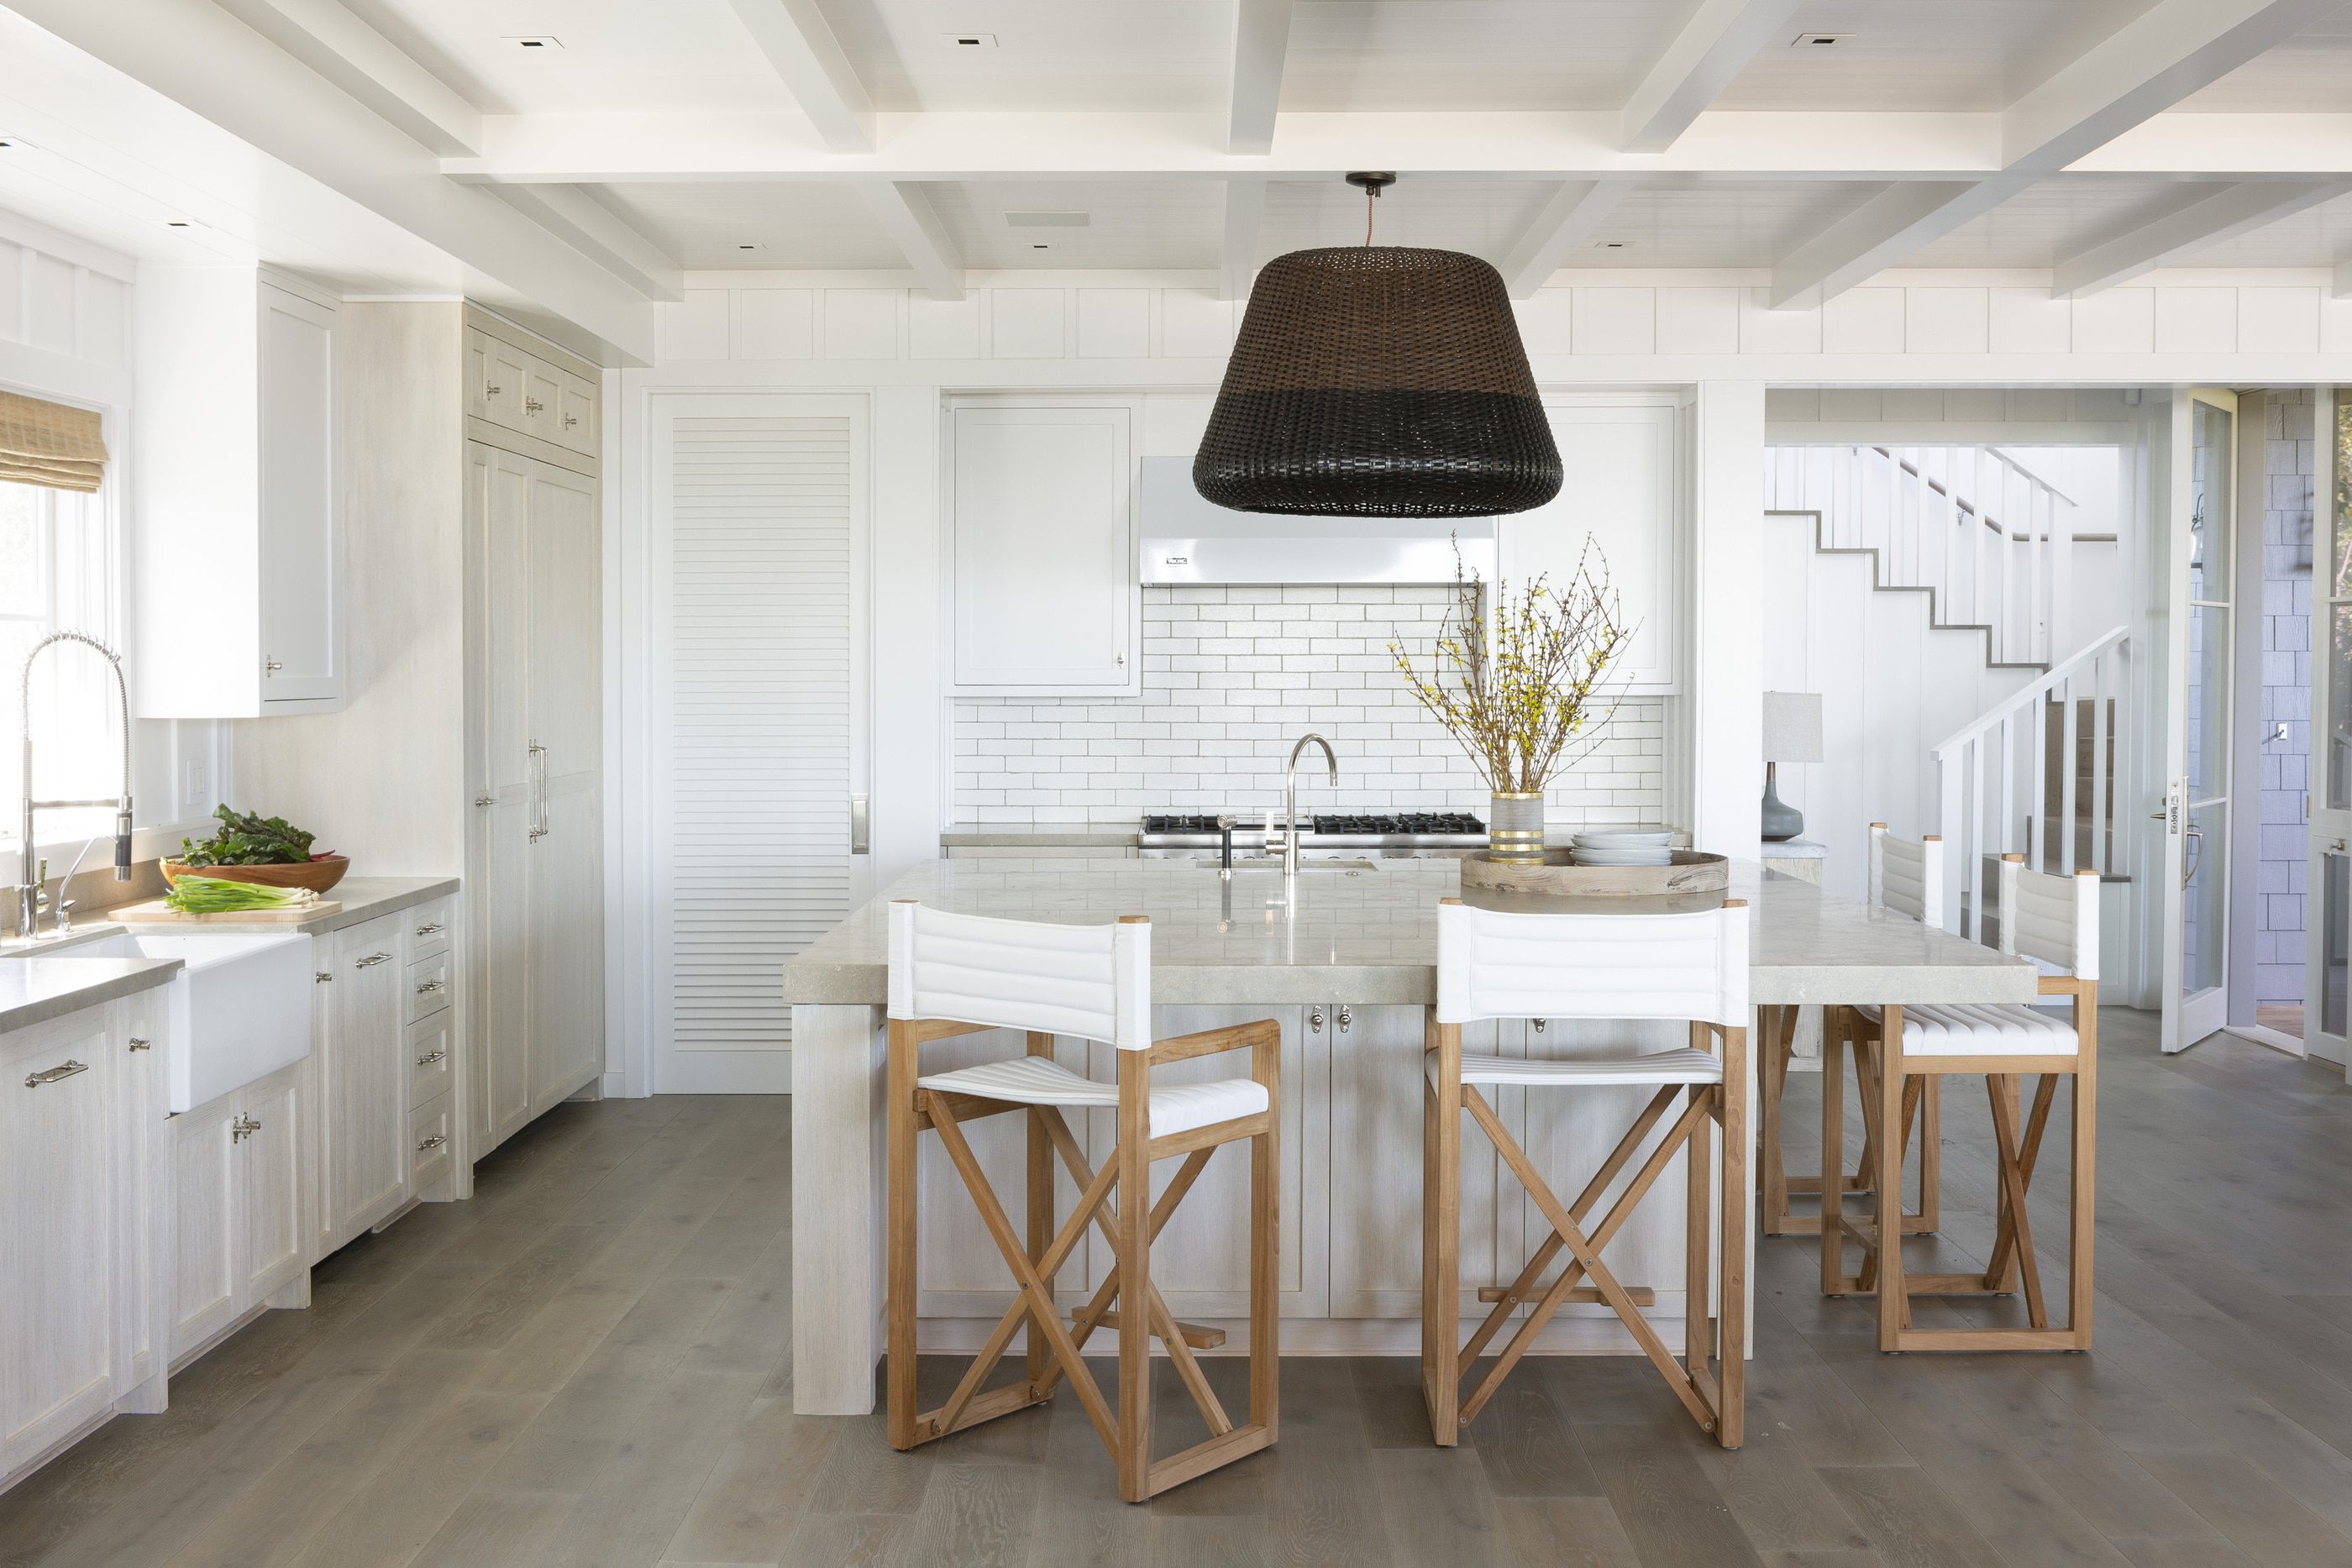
1192 246 1562 517
1762 691 1824 765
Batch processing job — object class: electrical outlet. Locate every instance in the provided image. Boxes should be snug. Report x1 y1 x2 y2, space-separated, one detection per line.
182 753 212 813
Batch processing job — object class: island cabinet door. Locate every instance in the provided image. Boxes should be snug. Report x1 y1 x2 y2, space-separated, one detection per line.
1516 1016 1696 1330
1082 1003 1326 1321
912 1029 1103 1322
1330 1012 1527 1318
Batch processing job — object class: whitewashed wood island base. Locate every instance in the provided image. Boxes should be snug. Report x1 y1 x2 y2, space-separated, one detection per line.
784 858 2036 1416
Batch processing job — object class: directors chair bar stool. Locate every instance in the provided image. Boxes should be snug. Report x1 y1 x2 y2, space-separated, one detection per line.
1825 854 2098 1351
885 900 1281 1502
1423 896 1751 1448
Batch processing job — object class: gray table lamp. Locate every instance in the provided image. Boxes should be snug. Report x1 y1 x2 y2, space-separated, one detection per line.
1761 691 1822 842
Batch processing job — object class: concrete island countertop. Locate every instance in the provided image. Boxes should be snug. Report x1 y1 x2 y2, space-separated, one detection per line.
76 875 460 937
0 952 184 1034
781 857 2035 1009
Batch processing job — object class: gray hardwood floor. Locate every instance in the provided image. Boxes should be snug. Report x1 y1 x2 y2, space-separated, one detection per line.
5 1008 2352 1566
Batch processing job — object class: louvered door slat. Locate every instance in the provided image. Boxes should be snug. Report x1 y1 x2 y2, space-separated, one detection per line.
667 414 853 1065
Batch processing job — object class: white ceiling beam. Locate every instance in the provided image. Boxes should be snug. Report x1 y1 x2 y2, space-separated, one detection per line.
484 185 685 301
724 0 876 153
860 181 963 299
1220 176 1266 301
1227 0 1294 155
1499 181 1627 297
2055 180 2349 296
211 0 480 155
1769 0 2326 310
2334 259 2352 300
1620 0 1805 153
2003 0 2334 172
1768 179 2027 310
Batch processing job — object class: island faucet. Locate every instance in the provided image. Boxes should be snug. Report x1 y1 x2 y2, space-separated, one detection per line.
15 631 133 941
1275 732 1337 878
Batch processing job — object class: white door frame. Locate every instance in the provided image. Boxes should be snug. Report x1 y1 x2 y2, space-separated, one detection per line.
2307 387 2351 1072
2159 386 2239 1054
637 391 874 1095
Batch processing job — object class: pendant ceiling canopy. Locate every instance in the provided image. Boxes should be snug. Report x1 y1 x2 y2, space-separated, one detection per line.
1194 177 1562 519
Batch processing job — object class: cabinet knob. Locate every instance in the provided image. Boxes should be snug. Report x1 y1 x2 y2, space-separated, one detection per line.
475 796 494 809
264 658 283 674
486 384 501 396
416 1133 447 1153
316 971 333 983
1336 1006 1351 1034
525 398 543 413
128 1036 151 1051
564 415 579 428
231 1114 261 1142
1307 1009 1323 1033
1532 1018 1547 1033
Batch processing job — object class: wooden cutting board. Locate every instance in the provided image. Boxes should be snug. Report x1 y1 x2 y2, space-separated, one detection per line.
110 898 339 925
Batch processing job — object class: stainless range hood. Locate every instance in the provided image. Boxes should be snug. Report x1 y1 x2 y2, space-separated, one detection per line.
1139 456 1496 585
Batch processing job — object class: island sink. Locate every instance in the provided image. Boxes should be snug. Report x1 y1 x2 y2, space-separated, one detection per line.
50 930 315 1111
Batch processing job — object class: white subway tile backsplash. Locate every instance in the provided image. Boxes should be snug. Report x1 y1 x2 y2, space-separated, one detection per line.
950 586 1668 826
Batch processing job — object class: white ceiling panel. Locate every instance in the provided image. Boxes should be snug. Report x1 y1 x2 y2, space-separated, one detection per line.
2186 188 2352 267
593 181 904 268
1903 177 2226 269
1281 2 1667 112
828 0 1229 111
1716 0 2149 113
928 180 1223 267
1257 176 1560 263
1578 178 1882 269
2177 14 2352 113
349 0 789 113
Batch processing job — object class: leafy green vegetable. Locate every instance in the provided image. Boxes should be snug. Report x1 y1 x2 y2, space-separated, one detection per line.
176 805 318 867
163 876 321 914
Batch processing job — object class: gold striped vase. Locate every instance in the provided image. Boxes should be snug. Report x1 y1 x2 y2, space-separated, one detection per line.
1488 791 1546 865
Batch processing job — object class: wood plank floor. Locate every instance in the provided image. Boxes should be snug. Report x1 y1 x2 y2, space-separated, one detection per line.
6 1009 2352 1565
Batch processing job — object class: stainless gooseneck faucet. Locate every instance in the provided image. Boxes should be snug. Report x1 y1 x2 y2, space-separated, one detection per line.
16 631 133 940
1273 732 1337 878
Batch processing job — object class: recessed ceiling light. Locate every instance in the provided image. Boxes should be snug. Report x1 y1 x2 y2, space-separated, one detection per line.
1005 211 1089 228
942 32 997 47
166 220 193 228
734 243 762 252
1596 239 1630 249
505 35 562 50
1021 239 1066 254
1791 32 1851 47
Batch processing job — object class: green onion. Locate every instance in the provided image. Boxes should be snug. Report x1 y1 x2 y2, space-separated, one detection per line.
164 877 322 915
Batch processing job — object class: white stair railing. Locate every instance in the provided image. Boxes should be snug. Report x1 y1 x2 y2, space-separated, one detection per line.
1931 626 2131 937
1763 444 2084 670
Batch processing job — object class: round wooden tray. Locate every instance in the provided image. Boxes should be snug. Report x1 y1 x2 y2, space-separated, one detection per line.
162 852 349 894
1458 848 1729 898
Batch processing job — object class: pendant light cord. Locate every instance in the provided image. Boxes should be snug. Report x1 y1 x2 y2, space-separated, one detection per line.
1364 183 1378 245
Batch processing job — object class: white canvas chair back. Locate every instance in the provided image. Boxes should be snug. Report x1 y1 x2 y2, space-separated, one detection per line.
1996 857 2099 981
887 900 1151 1048
1436 901 1749 1028
1867 823 1945 930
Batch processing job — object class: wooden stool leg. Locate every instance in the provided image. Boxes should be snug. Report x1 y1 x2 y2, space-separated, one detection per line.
1873 1011 1908 1351
1918 1074 1942 1232
1686 1059 1712 1381
1250 1027 1279 1434
886 1024 920 1450
1115 1052 1152 1502
1759 1005 1788 1234
1821 1009 1847 1296
1424 1021 1462 1446
2070 1005 2097 1348
1025 1035 1055 1392
1717 1024 1749 1448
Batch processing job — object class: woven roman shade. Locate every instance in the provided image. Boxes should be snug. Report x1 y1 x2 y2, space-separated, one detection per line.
1194 245 1562 518
0 390 108 493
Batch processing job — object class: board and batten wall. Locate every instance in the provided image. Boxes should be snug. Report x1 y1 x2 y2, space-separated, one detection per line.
0 205 228 923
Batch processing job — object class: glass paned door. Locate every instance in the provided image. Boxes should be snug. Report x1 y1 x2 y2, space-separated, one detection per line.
2160 389 2237 1053
2307 389 2352 1072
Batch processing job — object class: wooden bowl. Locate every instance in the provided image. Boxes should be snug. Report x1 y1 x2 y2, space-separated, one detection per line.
1459 847 1728 899
162 853 349 894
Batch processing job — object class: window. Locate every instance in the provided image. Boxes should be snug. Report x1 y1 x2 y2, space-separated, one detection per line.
1 475 121 855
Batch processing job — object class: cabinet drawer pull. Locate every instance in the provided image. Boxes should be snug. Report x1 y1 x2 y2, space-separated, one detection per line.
416 1133 447 1153
564 415 579 428
415 1048 447 1067
524 398 543 413
415 979 445 995
356 952 392 968
129 1036 150 1051
24 1059 88 1088
231 1114 261 1142
485 383 501 396
415 921 444 936
316 971 333 983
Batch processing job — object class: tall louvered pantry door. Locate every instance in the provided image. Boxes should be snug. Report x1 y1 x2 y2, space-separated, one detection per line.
653 396 868 1093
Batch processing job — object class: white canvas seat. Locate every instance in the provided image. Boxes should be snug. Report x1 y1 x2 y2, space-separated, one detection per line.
1852 1001 2079 1057
885 900 1281 1503
1423 897 1750 1450
1433 1046 1725 1088
918 1057 1269 1137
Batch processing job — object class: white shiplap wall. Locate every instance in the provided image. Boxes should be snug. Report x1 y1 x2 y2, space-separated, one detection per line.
952 585 1665 826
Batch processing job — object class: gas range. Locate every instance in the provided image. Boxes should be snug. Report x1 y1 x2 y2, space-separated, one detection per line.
1138 810 1488 858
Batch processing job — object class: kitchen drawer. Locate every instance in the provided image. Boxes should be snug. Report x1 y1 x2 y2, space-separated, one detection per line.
408 1012 452 1105
409 1092 451 1192
406 951 451 1023
405 899 452 961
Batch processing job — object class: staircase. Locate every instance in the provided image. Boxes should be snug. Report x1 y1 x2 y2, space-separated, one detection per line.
1764 443 2132 939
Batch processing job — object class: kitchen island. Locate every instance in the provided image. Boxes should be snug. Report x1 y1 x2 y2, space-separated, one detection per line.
783 856 2035 1415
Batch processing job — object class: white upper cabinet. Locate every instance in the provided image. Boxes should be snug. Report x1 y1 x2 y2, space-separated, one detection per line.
949 402 1139 695
134 270 344 717
467 324 598 464
1496 397 1683 695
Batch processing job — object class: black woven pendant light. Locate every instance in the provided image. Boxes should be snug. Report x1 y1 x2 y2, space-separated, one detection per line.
1194 172 1561 518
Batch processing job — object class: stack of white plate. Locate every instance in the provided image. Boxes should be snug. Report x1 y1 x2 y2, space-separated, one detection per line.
1568 829 1675 867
